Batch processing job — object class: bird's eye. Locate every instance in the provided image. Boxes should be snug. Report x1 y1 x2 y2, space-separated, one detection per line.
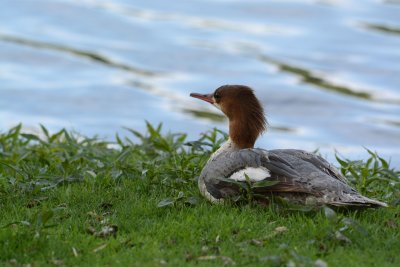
214 92 221 100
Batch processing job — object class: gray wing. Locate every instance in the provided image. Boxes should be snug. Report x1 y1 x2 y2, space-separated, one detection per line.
199 148 387 207
270 149 348 183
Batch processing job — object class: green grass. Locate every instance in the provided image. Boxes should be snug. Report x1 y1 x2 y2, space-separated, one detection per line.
0 123 399 267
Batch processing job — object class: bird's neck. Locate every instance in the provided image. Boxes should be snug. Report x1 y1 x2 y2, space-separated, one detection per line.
229 118 259 149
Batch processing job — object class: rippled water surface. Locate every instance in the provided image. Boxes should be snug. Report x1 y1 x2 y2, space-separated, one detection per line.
1 0 400 165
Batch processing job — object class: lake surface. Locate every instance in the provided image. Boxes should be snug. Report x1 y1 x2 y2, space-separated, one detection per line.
1 0 400 166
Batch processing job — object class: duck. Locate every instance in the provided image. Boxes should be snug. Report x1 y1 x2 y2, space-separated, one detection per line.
190 85 387 208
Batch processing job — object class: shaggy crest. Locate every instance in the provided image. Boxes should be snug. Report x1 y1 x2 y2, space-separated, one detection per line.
213 85 267 148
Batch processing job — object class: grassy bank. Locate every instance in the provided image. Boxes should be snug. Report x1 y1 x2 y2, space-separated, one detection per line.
0 124 399 267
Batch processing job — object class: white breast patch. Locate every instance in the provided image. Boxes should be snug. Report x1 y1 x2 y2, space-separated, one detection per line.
229 167 271 182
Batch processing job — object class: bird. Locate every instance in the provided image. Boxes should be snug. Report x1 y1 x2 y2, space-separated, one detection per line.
190 85 387 208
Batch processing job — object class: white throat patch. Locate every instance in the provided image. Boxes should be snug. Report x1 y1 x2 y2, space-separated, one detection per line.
212 100 221 110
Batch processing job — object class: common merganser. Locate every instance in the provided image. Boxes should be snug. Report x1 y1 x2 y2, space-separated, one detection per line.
190 85 387 207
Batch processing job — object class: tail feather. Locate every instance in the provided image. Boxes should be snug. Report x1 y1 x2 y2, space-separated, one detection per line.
329 195 388 208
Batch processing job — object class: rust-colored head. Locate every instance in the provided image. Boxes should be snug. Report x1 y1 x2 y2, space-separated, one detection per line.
190 85 267 148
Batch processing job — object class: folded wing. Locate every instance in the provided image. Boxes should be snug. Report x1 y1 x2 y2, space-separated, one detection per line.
199 148 387 207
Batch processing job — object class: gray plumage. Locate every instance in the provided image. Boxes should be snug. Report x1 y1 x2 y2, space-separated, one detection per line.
199 145 387 207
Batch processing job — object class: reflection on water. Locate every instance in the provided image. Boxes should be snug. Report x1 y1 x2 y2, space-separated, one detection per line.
259 56 372 100
0 34 156 76
364 23 400 36
183 109 225 122
0 0 399 165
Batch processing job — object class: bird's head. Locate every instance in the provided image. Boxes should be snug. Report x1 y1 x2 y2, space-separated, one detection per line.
190 85 267 148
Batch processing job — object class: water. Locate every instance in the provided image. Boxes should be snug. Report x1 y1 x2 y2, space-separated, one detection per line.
1 0 400 166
